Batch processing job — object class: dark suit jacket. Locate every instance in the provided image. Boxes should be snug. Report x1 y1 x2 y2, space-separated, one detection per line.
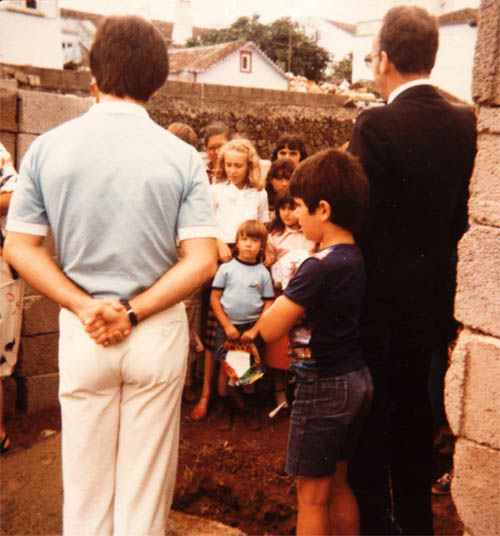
348 85 477 344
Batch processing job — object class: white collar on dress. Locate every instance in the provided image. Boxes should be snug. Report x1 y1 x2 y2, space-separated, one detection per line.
388 78 434 104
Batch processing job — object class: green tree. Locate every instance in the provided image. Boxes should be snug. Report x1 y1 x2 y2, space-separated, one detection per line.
330 53 353 83
186 15 331 82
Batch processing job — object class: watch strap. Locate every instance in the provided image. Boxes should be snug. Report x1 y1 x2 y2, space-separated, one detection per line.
120 299 138 326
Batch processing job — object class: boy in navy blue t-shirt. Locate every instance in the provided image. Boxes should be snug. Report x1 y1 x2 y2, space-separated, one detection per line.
261 149 373 535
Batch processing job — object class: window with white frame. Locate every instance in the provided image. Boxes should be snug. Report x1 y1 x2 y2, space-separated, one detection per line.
240 50 252 73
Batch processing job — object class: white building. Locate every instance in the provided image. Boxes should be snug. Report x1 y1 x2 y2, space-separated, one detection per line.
168 40 289 91
300 17 355 76
0 0 64 69
352 8 478 103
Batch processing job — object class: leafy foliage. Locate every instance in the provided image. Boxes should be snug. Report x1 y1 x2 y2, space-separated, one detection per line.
186 15 331 82
330 53 353 83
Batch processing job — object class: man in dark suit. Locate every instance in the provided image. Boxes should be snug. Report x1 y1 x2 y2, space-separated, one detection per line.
348 6 477 534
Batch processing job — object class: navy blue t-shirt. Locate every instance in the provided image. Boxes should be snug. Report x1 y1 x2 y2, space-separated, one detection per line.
284 243 366 377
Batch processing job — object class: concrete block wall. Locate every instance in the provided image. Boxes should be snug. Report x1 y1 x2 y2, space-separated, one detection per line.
445 1 500 534
0 68 357 414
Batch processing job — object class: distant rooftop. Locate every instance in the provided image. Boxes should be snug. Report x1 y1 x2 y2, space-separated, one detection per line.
438 8 478 26
324 19 356 36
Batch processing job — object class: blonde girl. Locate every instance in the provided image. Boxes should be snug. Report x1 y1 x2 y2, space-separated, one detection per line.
191 138 270 421
211 138 269 261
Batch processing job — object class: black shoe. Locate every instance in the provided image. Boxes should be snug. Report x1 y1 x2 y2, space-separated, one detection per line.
243 403 261 431
217 397 234 431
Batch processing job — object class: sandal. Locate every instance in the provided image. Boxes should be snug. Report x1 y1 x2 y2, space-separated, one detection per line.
191 394 210 421
0 433 10 454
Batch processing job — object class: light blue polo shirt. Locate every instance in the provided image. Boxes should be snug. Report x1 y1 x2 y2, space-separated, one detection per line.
7 101 216 299
212 258 274 325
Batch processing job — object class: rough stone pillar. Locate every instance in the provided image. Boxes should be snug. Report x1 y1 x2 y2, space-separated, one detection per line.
445 1 500 534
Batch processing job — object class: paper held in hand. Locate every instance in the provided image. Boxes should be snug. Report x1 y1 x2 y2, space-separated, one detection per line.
221 341 264 386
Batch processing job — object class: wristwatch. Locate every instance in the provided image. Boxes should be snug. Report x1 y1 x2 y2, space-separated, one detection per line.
120 299 138 326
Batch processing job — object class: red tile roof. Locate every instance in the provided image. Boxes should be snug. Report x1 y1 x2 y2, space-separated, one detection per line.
168 40 286 78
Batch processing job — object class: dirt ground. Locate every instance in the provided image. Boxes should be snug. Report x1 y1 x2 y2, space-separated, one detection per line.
5 380 462 536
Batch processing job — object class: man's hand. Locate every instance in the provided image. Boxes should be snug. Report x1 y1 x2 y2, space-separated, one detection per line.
79 299 131 347
223 323 240 341
217 240 232 263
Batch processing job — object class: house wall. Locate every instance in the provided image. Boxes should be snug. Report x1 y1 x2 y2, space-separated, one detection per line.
352 17 477 103
301 17 354 66
0 66 356 413
433 23 477 103
0 0 63 69
196 47 289 91
445 1 500 534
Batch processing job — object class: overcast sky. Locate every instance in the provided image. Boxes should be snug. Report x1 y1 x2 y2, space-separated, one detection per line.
60 0 480 26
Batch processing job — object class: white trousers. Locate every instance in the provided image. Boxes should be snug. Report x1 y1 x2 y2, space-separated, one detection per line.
58 304 188 536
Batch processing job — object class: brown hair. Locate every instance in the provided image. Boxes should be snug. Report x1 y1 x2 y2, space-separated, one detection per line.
271 134 308 162
203 122 231 147
268 190 297 236
90 15 168 102
235 220 269 257
168 122 198 148
265 158 295 208
289 149 369 232
215 139 263 190
379 6 439 75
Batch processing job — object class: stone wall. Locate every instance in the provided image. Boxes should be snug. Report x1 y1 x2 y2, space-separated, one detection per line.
0 63 358 163
445 1 500 534
0 68 357 414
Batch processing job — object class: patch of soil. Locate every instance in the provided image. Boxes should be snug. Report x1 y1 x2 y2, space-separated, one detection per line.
5 383 462 536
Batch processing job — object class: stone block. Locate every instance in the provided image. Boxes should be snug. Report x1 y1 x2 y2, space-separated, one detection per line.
447 331 500 449
0 87 18 133
18 333 59 377
472 0 500 105
0 79 18 92
452 438 500 536
0 131 16 164
16 133 37 166
2 376 17 415
477 106 500 134
468 134 500 228
455 224 500 338
17 372 59 413
18 89 91 135
22 295 59 336
445 330 467 436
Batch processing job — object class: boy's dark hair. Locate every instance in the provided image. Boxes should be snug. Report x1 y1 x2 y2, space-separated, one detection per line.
379 6 439 75
268 189 296 236
265 158 295 208
271 134 308 162
90 15 168 102
168 122 198 148
289 149 369 232
235 220 268 259
203 122 231 146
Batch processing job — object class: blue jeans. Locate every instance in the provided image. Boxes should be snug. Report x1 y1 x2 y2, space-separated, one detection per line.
286 366 373 478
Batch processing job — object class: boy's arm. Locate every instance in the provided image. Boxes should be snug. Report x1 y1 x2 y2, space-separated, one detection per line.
259 295 305 342
240 300 273 342
210 288 239 340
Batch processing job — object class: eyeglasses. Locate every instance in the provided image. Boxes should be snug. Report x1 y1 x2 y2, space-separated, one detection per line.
364 52 379 69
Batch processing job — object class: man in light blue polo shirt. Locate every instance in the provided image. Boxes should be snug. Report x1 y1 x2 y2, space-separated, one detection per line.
4 15 217 536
